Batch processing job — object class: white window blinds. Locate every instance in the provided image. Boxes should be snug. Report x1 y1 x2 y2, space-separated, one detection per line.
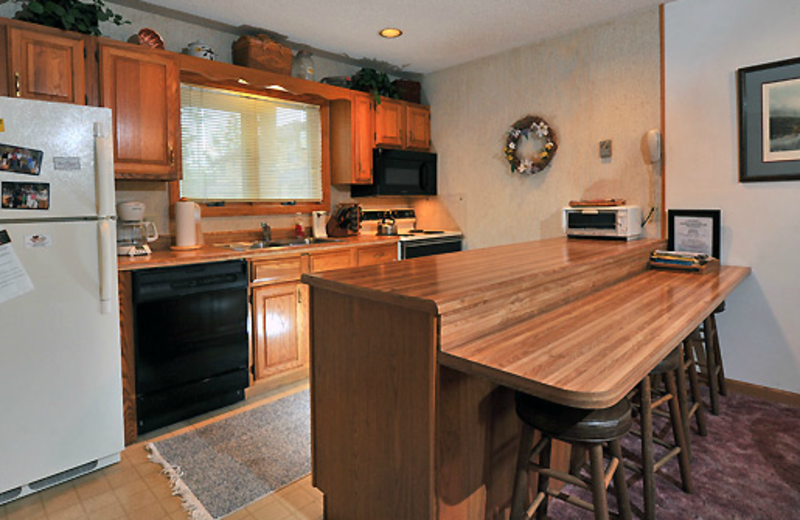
180 84 323 202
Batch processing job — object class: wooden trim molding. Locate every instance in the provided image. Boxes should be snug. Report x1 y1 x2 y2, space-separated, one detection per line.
727 379 800 408
659 3 667 239
118 271 137 446
168 72 332 217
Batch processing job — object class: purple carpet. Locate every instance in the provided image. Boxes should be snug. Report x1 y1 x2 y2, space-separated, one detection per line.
546 391 800 519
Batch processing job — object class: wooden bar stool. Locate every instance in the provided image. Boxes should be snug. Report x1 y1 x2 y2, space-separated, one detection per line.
629 348 694 520
510 392 632 520
680 338 708 438
688 302 728 415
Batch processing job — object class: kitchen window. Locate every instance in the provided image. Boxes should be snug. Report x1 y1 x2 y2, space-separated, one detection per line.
175 83 329 216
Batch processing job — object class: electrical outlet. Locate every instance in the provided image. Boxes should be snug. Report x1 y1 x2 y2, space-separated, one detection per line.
599 140 612 159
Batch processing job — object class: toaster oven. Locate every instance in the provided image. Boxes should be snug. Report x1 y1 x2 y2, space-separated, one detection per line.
562 205 643 240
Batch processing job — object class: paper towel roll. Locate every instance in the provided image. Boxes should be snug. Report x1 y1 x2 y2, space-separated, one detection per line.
175 200 200 247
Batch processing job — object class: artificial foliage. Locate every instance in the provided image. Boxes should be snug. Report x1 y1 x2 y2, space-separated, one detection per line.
14 0 129 36
350 68 399 105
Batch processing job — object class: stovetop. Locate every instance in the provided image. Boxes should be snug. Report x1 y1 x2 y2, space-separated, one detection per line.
359 208 462 241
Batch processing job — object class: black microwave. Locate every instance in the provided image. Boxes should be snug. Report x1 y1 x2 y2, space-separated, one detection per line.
351 149 437 197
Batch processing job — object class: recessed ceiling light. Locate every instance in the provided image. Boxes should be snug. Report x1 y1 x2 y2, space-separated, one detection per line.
379 28 403 39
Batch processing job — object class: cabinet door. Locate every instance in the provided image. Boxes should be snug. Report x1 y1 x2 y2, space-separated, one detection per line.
406 104 431 151
99 43 179 180
357 243 398 266
253 282 308 379
353 92 374 183
308 249 354 273
374 98 404 148
7 27 86 104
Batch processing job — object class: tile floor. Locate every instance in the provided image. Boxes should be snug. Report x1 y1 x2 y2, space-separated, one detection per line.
0 380 323 520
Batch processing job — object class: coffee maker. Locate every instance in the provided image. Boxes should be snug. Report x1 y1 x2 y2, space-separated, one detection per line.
117 201 159 256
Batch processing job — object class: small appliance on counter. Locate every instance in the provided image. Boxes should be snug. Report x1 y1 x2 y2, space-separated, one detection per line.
173 199 203 250
326 203 361 237
361 208 463 258
312 210 328 238
562 204 642 240
117 201 159 256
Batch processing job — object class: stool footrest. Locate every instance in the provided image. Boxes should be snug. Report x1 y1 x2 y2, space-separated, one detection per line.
530 463 590 490
653 447 682 473
546 488 596 514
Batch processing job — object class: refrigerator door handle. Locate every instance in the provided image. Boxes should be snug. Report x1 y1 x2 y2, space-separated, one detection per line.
98 219 115 315
95 123 115 219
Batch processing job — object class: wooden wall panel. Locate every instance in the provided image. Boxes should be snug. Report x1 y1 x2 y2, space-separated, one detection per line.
118 271 137 446
310 288 437 519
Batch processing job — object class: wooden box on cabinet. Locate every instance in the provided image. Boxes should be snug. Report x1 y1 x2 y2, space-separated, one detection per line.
4 24 87 104
98 41 180 180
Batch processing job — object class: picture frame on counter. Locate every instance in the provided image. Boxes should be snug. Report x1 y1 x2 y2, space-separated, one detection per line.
738 56 800 182
667 209 721 259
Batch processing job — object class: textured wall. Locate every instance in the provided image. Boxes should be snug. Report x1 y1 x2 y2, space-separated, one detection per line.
422 9 661 250
665 0 800 393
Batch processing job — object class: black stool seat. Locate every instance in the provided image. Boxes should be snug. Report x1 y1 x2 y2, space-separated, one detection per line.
650 348 682 374
515 393 631 444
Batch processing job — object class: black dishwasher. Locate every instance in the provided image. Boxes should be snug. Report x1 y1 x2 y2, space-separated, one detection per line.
132 260 249 434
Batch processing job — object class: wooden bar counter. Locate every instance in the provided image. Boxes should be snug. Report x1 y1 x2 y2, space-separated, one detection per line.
301 237 750 520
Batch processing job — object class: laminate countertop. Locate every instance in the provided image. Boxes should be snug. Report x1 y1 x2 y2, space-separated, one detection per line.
117 234 400 271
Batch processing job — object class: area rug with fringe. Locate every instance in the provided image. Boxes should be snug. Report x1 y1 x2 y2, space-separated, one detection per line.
146 389 310 520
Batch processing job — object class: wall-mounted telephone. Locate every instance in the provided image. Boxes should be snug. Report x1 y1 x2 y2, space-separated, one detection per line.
646 129 662 164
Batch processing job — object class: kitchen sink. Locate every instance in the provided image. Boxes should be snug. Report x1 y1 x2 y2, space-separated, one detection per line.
216 237 344 251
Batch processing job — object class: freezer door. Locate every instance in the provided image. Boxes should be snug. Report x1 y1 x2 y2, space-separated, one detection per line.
0 220 123 493
0 97 114 220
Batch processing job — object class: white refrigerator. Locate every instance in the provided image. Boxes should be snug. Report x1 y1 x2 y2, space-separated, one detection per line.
0 97 123 503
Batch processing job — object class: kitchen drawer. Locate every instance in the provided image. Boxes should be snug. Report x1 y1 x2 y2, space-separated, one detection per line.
251 255 305 284
357 244 398 266
309 250 354 273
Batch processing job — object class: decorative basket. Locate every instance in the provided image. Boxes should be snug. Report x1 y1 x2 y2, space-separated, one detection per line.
392 79 421 104
232 35 292 75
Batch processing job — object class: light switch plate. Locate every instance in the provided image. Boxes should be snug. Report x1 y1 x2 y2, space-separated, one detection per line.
599 140 612 158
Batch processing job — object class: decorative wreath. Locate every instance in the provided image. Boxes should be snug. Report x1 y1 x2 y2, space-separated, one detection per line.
503 115 558 175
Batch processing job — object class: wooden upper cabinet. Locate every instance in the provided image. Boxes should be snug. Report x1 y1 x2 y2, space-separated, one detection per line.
6 27 86 104
331 91 374 185
353 92 374 183
406 104 431 151
374 97 405 148
99 42 180 180
375 98 431 151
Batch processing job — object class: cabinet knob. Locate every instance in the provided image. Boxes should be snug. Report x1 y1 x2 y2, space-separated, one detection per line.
169 146 175 166
14 72 20 97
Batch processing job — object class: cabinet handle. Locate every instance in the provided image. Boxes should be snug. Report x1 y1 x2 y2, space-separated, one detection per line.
409 130 414 142
169 146 175 166
297 287 302 304
14 72 20 97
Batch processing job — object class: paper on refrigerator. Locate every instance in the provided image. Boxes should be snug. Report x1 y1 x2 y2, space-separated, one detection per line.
0 229 34 304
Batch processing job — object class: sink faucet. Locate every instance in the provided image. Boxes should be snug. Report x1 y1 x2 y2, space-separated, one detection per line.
261 222 272 243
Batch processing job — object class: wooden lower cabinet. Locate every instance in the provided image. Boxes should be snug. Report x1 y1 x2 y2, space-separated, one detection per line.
252 281 309 379
356 243 398 266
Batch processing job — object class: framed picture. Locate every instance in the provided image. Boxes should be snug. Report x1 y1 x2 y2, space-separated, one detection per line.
738 56 800 182
667 209 721 259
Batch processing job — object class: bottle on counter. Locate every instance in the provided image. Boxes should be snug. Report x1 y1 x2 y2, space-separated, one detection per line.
294 213 306 239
